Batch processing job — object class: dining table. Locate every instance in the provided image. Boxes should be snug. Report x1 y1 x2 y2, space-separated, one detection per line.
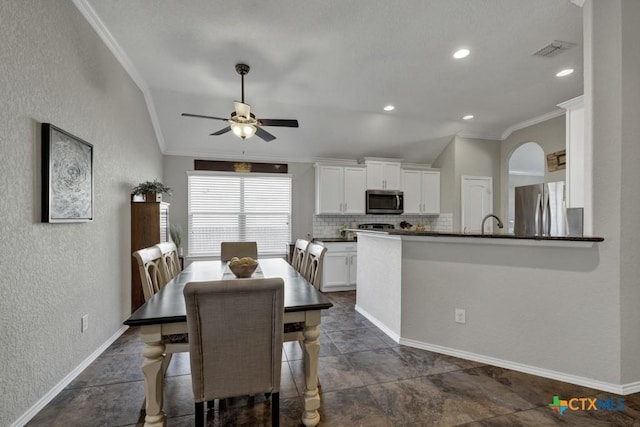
124 257 333 427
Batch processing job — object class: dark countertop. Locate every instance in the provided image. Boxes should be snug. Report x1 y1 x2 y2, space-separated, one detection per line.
354 229 604 242
313 237 357 243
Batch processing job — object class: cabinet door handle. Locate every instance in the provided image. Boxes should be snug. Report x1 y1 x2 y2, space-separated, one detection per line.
339 202 343 212
344 203 347 212
345 257 348 265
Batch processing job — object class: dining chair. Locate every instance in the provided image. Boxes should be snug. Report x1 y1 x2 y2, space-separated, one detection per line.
220 241 258 261
156 241 181 285
132 246 165 301
183 278 284 427
303 242 327 290
291 239 309 275
132 246 188 384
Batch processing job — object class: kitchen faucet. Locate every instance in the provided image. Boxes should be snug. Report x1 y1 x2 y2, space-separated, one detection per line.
481 214 504 235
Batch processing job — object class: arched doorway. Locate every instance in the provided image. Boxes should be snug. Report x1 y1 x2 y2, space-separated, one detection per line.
507 142 545 233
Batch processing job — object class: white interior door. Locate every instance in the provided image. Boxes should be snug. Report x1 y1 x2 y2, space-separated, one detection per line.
461 176 492 233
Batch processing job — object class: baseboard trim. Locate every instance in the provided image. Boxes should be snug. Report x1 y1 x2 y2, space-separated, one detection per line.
355 304 401 343
399 337 635 395
11 326 129 427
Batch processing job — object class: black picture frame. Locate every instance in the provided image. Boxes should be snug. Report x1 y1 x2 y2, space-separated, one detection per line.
41 123 94 223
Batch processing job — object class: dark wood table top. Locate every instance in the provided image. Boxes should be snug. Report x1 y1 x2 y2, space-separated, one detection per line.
124 258 333 327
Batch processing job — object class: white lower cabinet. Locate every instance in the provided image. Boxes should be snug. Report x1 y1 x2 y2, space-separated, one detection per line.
319 241 357 292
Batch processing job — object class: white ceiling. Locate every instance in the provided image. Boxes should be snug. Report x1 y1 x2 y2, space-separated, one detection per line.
77 0 583 164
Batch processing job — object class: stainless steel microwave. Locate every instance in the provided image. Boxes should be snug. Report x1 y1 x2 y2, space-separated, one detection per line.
366 190 404 214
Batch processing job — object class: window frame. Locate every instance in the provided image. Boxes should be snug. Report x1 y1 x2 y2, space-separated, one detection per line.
187 170 292 258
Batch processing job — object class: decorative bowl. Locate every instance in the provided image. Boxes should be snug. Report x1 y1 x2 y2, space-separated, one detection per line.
229 262 258 278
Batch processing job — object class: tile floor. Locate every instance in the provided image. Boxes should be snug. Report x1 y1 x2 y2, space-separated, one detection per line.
28 291 640 426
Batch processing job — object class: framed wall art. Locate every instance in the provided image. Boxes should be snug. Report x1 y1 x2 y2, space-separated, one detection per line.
41 123 94 223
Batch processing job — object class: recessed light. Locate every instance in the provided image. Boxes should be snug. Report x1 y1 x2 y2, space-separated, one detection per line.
463 114 474 120
383 105 395 111
453 49 470 59
556 68 574 77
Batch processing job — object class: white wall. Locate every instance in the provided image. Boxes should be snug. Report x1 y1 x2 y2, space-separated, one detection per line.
0 2 162 425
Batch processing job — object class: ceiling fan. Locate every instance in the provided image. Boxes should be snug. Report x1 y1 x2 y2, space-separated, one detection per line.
181 63 298 142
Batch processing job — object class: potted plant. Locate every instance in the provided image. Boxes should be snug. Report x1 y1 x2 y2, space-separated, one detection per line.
132 179 172 202
170 223 183 256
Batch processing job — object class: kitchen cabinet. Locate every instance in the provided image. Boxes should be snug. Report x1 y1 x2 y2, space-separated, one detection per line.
315 164 366 214
131 201 170 312
319 241 357 291
402 169 440 214
364 160 401 190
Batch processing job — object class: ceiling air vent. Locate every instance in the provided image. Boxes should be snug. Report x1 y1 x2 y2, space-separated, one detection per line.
531 40 576 58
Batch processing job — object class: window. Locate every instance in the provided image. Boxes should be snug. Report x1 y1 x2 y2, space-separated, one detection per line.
188 172 291 257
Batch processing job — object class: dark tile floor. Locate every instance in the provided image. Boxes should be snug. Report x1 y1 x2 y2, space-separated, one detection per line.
28 291 640 426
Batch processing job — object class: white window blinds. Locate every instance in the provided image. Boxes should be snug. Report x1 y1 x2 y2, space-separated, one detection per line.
188 172 291 257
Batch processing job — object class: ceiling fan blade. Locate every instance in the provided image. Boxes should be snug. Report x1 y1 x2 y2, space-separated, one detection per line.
255 127 276 142
234 102 251 119
210 126 231 136
182 113 228 121
258 119 299 128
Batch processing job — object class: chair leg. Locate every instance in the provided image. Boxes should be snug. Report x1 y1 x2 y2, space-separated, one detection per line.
195 401 205 427
271 392 279 427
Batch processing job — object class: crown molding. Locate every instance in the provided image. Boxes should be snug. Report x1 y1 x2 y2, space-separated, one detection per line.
162 148 322 164
456 131 502 141
500 109 566 141
558 95 584 110
72 0 166 151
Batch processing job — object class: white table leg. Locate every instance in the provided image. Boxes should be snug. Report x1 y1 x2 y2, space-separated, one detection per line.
142 340 166 427
301 311 321 427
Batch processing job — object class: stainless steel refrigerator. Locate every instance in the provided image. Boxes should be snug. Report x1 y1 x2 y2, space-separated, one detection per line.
514 181 567 236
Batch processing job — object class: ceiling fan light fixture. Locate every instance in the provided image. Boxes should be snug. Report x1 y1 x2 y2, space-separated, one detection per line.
231 122 256 139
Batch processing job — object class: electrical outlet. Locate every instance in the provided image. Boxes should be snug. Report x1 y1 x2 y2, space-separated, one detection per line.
81 314 89 332
455 308 466 324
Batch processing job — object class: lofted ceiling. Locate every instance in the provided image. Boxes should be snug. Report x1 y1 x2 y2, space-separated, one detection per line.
77 0 583 164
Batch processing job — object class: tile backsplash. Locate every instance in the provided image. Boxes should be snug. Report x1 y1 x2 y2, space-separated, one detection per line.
312 213 453 238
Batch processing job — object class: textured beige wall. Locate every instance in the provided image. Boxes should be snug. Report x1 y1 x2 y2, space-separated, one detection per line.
0 1 162 424
588 0 640 383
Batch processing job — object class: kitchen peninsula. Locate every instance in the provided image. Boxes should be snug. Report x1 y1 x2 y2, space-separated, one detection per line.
354 229 616 392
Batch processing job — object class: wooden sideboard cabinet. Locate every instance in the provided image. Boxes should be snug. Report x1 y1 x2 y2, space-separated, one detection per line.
131 201 170 312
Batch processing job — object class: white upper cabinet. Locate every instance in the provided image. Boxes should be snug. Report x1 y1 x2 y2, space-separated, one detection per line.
315 164 366 215
364 160 401 190
343 167 366 214
401 169 440 214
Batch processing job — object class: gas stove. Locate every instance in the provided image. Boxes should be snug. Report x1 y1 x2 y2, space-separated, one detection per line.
357 223 395 230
